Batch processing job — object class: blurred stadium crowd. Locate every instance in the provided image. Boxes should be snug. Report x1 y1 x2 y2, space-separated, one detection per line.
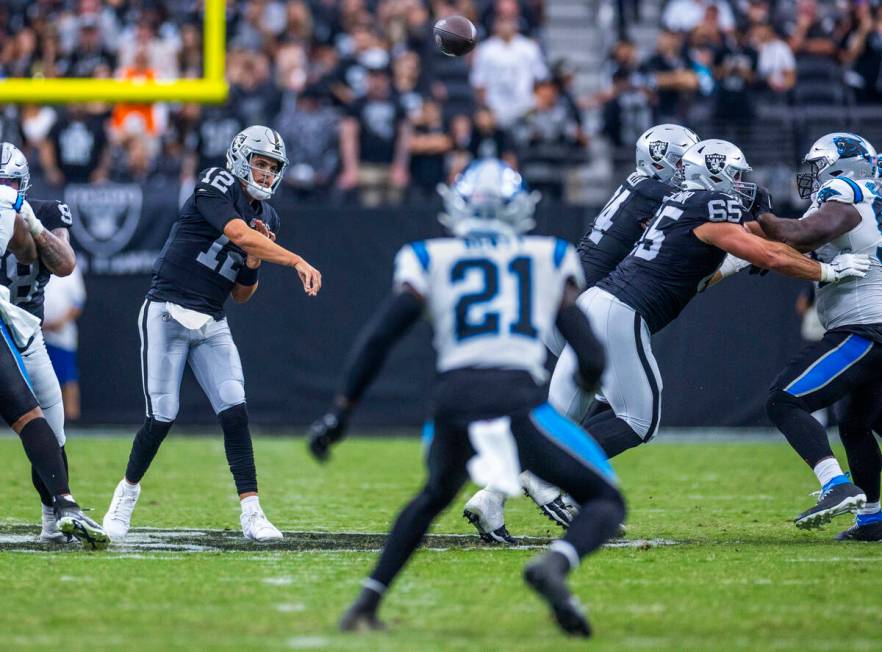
1 0 881 205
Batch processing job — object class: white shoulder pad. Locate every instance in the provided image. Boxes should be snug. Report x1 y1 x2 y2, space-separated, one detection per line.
553 239 585 290
393 241 431 297
816 178 866 205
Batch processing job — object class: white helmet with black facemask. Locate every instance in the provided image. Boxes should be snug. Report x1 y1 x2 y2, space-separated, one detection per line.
679 139 756 208
796 132 877 199
226 126 289 201
0 142 31 208
635 124 699 183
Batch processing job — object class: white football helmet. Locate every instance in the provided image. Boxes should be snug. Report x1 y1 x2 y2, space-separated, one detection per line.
437 159 540 236
796 132 876 199
679 139 756 208
0 142 30 206
226 126 289 200
635 124 699 183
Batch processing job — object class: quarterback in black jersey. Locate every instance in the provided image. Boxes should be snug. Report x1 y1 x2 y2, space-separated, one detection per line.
102 126 322 543
0 144 108 549
550 139 871 460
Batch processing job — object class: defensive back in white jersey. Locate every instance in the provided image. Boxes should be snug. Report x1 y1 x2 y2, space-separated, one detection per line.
809 177 882 330
394 235 584 382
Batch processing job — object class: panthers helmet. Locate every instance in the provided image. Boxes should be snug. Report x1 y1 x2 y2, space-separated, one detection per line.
796 132 876 199
679 139 756 208
635 124 699 183
0 142 30 206
226 126 289 200
437 159 540 236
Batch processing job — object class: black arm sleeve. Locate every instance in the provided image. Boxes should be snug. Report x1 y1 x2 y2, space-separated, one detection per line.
340 290 424 404
555 302 605 390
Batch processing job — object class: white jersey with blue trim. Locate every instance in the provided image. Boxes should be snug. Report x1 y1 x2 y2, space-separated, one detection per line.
394 235 585 382
806 177 882 330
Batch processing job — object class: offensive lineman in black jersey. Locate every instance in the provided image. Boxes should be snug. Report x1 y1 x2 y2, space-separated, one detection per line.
549 139 871 460
0 142 80 543
461 125 698 543
102 126 322 542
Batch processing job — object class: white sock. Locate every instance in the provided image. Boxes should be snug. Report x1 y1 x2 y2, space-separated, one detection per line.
550 540 580 570
812 458 844 487
41 504 54 518
858 501 880 516
241 495 260 513
124 479 139 490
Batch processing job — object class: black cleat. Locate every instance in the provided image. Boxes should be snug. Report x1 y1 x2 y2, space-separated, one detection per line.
339 604 386 632
535 496 575 530
836 519 882 542
462 509 517 545
54 498 109 551
795 482 866 530
524 552 592 638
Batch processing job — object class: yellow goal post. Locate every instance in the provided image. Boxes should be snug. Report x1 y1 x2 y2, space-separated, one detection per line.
0 0 228 104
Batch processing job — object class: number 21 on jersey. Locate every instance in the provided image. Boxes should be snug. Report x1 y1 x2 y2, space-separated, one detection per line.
450 256 537 340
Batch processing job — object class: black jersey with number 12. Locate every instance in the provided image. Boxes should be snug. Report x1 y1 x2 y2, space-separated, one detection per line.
147 167 281 319
598 189 745 333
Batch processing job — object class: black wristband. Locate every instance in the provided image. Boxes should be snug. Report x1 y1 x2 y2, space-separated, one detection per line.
237 265 259 286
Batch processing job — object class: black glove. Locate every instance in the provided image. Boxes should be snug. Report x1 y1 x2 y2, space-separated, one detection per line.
307 405 350 463
748 186 772 220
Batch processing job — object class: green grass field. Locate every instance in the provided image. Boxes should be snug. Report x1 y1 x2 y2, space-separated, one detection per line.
1 434 880 652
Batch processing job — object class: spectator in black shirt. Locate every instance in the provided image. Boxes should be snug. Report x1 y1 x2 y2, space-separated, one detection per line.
275 84 341 199
40 105 110 186
448 106 517 180
642 30 700 121
842 2 882 104
712 30 757 122
408 99 452 201
784 0 839 60
338 65 412 206
67 17 115 78
186 103 246 173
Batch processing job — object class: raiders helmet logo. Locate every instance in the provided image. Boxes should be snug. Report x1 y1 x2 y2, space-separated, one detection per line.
648 140 668 162
705 153 727 175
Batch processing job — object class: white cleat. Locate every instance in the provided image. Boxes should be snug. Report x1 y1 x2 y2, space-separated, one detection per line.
463 489 516 544
102 479 141 541
521 472 577 529
241 508 283 541
39 506 69 543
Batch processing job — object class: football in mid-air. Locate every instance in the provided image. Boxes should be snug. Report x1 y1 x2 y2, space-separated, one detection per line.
433 16 477 57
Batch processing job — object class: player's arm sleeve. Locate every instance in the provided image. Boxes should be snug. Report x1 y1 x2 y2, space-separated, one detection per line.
757 179 861 252
194 182 242 232
555 281 605 390
339 290 424 405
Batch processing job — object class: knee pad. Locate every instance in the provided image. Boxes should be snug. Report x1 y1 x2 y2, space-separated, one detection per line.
151 392 180 423
216 380 245 414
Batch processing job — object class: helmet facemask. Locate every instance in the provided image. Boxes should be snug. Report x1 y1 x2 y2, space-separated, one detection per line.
796 157 828 199
0 143 31 206
729 169 757 209
242 153 285 201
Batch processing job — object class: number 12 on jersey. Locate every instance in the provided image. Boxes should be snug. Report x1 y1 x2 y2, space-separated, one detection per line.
451 256 538 340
